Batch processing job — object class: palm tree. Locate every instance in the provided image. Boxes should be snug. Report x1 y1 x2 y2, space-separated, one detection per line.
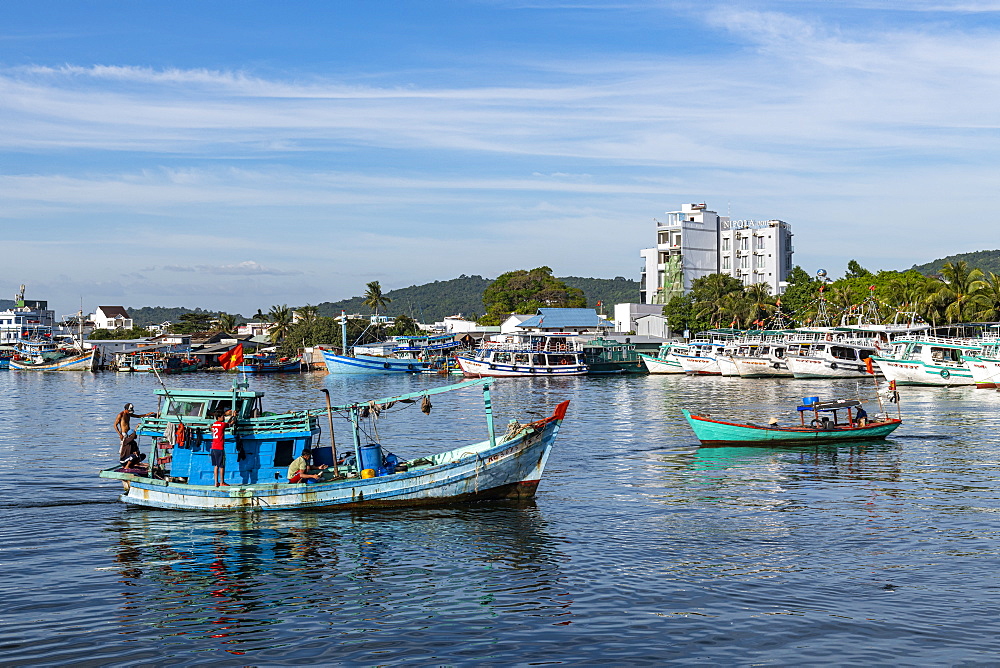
972 272 1000 321
718 291 752 329
744 283 776 327
294 304 319 326
213 312 237 336
267 304 293 343
932 261 985 323
363 281 391 317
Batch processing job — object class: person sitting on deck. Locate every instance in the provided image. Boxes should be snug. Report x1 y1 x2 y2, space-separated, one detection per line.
854 406 869 427
118 431 147 470
287 448 328 484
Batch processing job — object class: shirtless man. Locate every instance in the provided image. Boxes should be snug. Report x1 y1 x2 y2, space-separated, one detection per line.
114 403 154 468
114 403 155 441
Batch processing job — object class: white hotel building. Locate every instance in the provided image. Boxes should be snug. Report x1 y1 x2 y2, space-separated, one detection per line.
639 203 794 305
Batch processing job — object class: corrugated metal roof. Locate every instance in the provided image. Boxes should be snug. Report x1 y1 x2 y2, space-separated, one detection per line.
516 308 613 330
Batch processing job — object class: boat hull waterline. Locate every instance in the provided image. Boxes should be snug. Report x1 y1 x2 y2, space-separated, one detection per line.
683 409 902 446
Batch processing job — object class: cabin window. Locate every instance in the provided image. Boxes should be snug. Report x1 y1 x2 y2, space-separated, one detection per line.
533 354 546 365
273 440 295 467
208 399 234 417
495 352 511 364
514 353 530 365
165 400 207 418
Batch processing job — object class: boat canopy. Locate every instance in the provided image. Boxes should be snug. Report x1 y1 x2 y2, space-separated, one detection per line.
797 399 862 412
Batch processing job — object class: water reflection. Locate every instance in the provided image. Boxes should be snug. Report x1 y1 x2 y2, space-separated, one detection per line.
104 504 571 658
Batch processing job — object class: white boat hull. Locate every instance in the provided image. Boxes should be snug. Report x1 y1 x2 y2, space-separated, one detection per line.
733 356 793 378
717 356 740 377
964 356 1000 389
872 358 974 386
785 356 874 379
638 353 685 374
676 355 721 375
456 355 586 377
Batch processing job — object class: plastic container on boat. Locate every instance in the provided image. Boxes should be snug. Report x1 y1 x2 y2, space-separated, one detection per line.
360 444 383 471
361 468 376 479
802 397 820 405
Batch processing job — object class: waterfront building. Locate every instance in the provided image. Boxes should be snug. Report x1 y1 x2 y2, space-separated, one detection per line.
91 306 132 331
640 203 794 304
0 288 57 345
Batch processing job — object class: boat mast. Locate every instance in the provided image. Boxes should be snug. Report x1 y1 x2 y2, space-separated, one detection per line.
341 310 349 357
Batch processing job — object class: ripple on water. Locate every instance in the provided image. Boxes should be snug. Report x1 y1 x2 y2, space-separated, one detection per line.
3 373 1000 663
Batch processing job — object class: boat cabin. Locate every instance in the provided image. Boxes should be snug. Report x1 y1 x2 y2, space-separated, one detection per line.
137 387 320 486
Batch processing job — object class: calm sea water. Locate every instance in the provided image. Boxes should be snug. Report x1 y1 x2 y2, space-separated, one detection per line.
2 370 1000 665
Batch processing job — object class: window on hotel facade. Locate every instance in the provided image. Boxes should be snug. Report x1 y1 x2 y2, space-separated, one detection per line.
740 237 749 251
740 256 749 269
754 236 765 249
722 238 730 251
722 256 731 270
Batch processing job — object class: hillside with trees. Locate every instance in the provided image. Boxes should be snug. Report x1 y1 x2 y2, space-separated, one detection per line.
911 250 1000 276
314 274 638 323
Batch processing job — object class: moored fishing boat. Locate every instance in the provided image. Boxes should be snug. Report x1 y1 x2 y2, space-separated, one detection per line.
456 332 587 377
323 333 457 374
960 339 1000 389
9 338 96 371
581 337 647 375
872 336 979 386
684 397 901 446
673 340 726 375
98 377 568 510
638 342 686 374
235 352 302 373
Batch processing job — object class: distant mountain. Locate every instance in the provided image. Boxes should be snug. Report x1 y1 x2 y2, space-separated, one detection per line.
315 274 640 323
911 250 1000 276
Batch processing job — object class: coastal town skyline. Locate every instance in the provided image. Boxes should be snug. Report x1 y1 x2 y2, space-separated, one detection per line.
2 1 997 315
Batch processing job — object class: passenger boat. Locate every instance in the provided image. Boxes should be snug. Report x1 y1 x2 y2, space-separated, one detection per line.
673 341 727 375
960 340 1000 389
784 334 879 379
9 338 96 371
871 336 979 386
684 397 902 446
322 333 458 374
731 340 793 378
456 333 587 377
98 377 569 511
638 342 686 374
116 350 201 374
235 352 302 373
580 338 647 375
0 346 14 370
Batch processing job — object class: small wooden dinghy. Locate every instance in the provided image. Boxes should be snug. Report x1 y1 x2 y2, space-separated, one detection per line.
684 398 901 446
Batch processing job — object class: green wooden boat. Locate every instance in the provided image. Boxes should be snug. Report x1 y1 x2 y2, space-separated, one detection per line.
683 398 902 446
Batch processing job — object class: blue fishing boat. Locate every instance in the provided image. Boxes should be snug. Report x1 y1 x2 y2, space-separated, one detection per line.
235 352 302 373
323 333 459 374
98 377 569 510
684 397 902 446
9 338 96 371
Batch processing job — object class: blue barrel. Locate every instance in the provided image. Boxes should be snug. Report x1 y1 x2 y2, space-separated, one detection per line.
359 444 383 471
802 396 820 405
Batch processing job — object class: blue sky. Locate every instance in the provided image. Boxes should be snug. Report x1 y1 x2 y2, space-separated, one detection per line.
2 1 998 316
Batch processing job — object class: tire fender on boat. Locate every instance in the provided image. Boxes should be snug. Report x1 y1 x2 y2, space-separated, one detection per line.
941 369 951 379
829 362 838 370
383 362 391 369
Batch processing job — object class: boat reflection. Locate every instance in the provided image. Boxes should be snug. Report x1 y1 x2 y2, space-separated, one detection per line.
104 503 572 654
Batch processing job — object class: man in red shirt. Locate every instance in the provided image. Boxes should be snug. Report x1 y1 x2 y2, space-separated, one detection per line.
210 412 230 487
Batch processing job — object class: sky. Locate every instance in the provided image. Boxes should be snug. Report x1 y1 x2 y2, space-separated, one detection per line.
2 0 999 316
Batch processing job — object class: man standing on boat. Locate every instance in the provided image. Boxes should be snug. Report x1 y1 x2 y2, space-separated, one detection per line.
210 411 232 487
114 403 154 443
